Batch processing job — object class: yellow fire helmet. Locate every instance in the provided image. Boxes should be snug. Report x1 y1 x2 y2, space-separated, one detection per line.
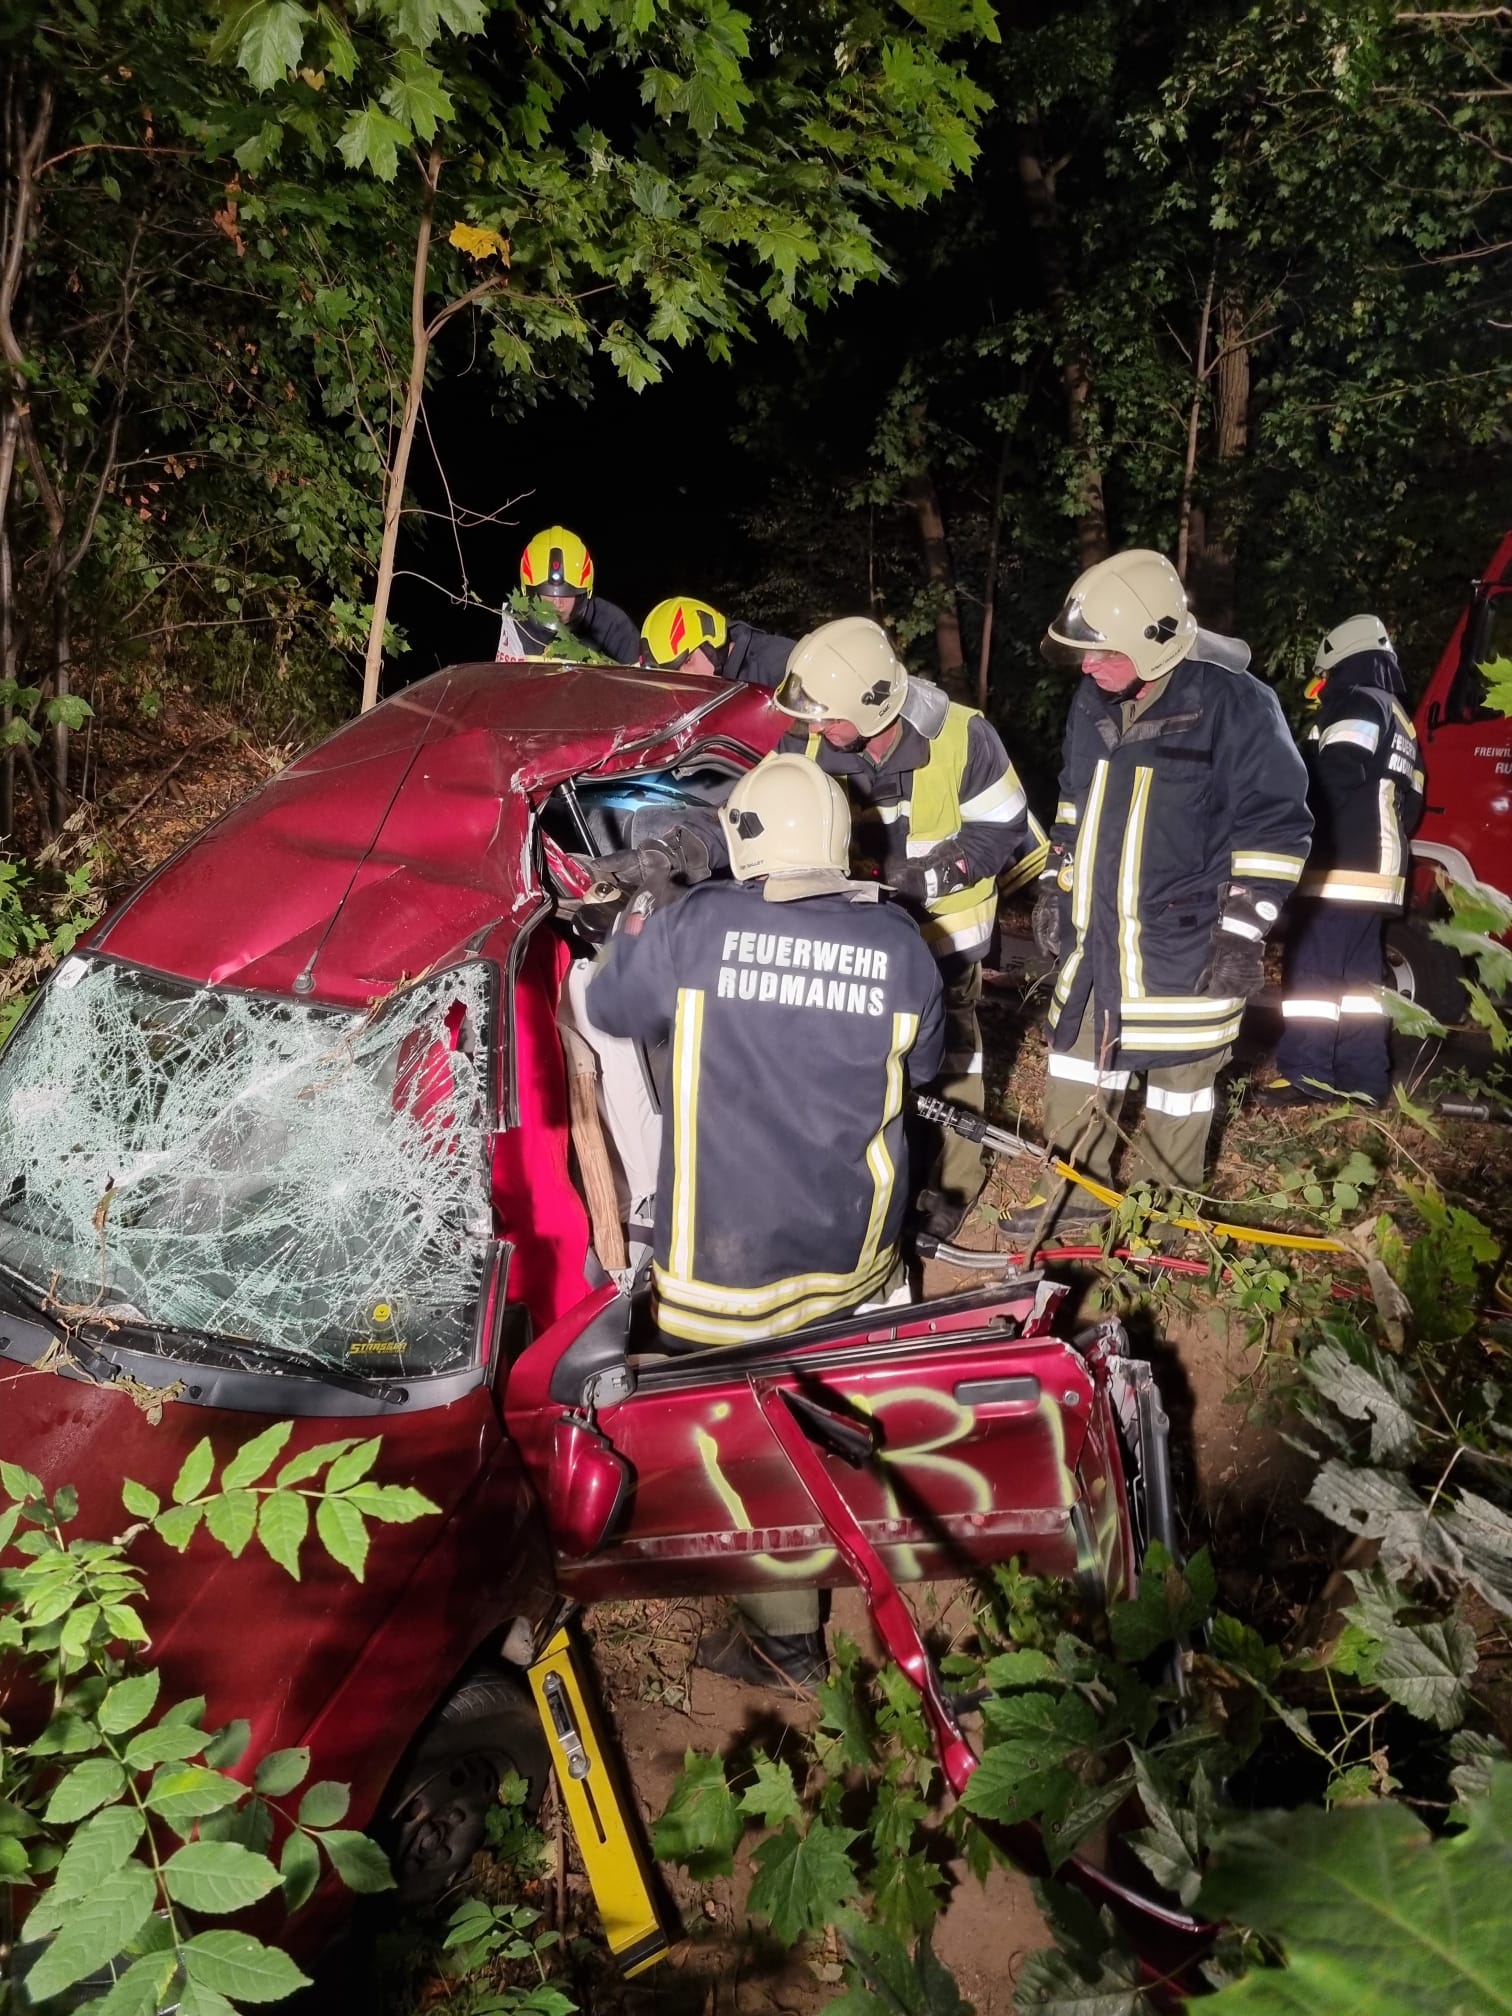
776 617 908 736
521 525 594 599
640 596 729 671
1042 548 1197 683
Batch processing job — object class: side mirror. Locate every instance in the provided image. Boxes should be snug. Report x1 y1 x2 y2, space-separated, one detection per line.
547 1415 632 1560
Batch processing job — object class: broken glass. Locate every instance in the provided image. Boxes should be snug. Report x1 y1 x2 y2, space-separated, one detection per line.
0 957 497 1379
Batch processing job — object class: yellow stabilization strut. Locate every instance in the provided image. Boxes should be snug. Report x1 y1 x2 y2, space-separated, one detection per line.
527 1625 669 1977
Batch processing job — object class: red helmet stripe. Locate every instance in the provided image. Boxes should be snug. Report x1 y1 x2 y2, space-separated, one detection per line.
668 604 687 653
521 547 534 583
580 550 592 587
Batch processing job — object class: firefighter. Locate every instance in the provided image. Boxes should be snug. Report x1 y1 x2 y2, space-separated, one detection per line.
587 752 944 1687
496 525 641 664
1001 550 1312 1242
773 618 1047 1236
1259 615 1425 1106
639 595 795 688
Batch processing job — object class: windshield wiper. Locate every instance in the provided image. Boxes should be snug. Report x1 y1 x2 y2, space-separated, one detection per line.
0 1274 410 1404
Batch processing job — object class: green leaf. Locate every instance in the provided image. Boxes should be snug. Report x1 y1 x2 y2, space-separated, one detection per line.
236 0 309 91
1303 1341 1419 1463
1110 1544 1216 1661
967 1689 1100 1838
258 1491 309 1579
315 1494 369 1580
99 1669 162 1736
253 1746 310 1797
204 1719 252 1770
177 1980 241 2016
275 1438 357 1487
436 0 487 30
154 1502 204 1553
382 54 455 143
984 1648 1059 1690
747 1819 860 1943
123 1721 210 1769
89 1953 178 2016
144 1766 246 1832
817 1664 876 1770
320 1828 396 1893
836 1920 973 2016
172 1438 216 1505
23 1861 156 2002
280 1827 321 1911
220 1421 293 1490
182 1929 312 2002
652 1750 743 1880
339 1481 440 1523
395 0 439 44
1 1460 43 1502
1013 1880 1154 2014
739 1756 804 1829
868 1850 947 1938
297 1780 350 1829
47 1806 145 1906
1202 1764 1512 2013
163 1840 281 1913
45 1756 126 1823
1344 1573 1478 1731
1124 1750 1207 1907
204 1490 259 1559
120 1479 160 1520
336 103 414 181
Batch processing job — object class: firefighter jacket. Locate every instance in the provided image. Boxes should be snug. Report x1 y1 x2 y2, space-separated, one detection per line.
1299 651 1424 909
723 622 795 690
1043 649 1312 1071
495 595 641 666
780 681 1049 975
587 878 944 1346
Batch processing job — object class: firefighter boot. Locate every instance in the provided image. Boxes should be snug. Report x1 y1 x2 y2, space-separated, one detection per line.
696 1594 828 1692
998 1183 1111 1248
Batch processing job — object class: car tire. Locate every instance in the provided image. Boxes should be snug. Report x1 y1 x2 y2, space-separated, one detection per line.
376 1669 550 1908
1385 916 1466 1026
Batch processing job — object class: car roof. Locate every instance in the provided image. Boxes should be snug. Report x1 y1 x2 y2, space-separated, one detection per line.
92 660 782 1005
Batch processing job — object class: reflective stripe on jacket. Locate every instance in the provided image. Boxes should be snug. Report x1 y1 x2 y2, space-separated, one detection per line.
586 880 944 1345
787 689 1048 973
1298 663 1424 908
1044 652 1312 1070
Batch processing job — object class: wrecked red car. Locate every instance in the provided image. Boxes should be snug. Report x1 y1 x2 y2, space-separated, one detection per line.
0 661 1179 1939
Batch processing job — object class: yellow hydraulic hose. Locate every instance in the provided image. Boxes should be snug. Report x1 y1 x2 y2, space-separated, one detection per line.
1044 1159 1348 1256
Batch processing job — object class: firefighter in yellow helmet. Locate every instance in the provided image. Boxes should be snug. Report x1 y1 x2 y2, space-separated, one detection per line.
639 596 795 688
774 617 1048 1237
496 525 640 664
1002 549 1312 1242
588 752 944 1686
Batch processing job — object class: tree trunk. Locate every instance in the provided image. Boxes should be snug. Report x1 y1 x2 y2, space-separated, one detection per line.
49 577 69 831
0 407 18 838
1190 287 1251 633
1175 268 1215 582
977 433 1011 714
904 403 968 697
360 143 442 715
1014 123 1108 569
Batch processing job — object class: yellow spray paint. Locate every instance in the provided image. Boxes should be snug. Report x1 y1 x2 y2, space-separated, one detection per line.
692 1424 837 1579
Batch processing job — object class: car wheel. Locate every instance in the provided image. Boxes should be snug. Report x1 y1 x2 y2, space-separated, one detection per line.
1384 916 1466 1026
377 1669 550 1907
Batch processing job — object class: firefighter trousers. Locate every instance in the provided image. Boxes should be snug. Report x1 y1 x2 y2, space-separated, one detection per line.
1043 1006 1229 1194
930 961 987 1212
1273 903 1390 1104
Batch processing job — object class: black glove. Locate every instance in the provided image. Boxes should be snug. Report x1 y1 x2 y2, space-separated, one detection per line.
594 828 712 898
1032 885 1062 960
1203 929 1266 1000
890 842 971 904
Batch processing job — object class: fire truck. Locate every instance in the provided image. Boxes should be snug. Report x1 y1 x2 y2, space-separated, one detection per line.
1387 532 1512 1019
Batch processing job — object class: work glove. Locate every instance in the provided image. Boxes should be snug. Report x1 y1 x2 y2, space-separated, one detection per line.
1202 929 1266 1001
1032 885 1063 961
889 842 972 905
593 829 712 902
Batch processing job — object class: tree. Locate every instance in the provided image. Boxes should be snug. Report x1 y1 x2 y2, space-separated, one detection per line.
209 0 1004 707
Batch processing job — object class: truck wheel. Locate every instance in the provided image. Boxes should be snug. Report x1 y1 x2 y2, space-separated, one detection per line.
377 1670 550 1907
1384 917 1466 1026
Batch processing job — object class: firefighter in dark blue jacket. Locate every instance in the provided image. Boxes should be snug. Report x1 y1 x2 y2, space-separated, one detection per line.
495 525 641 664
587 751 944 1686
1261 615 1425 1106
639 595 795 688
1003 550 1313 1241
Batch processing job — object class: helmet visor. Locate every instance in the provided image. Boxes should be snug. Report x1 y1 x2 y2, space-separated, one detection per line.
774 670 832 721
1040 591 1108 667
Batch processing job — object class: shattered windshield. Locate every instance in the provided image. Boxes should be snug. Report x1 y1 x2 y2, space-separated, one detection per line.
0 957 497 1380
